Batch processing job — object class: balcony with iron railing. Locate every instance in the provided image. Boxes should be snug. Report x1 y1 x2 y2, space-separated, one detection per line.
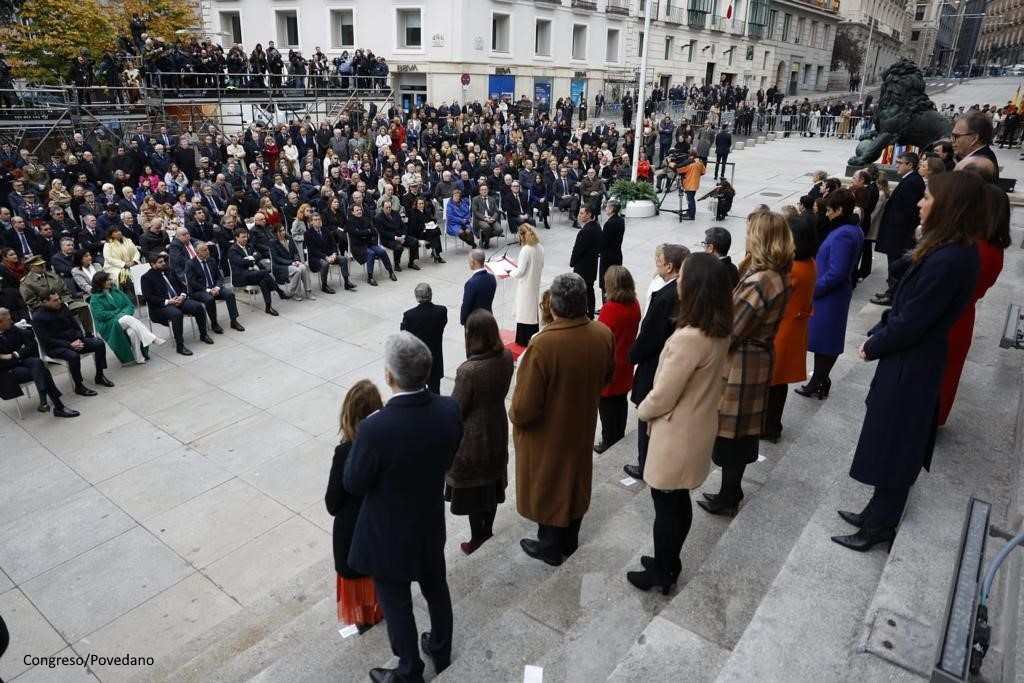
665 5 686 22
709 14 726 30
605 0 630 14
748 22 766 38
534 0 562 5
572 0 598 9
687 0 713 28
643 0 662 17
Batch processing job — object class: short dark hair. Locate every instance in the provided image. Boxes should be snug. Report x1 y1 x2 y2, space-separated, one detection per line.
91 270 110 292
661 243 689 272
703 227 732 256
672 253 733 338
961 110 993 145
464 309 504 355
898 152 920 168
824 188 856 216
233 227 248 239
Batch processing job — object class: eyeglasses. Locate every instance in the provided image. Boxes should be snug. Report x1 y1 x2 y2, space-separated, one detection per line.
950 132 976 141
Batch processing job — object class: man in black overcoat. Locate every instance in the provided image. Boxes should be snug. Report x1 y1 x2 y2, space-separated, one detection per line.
400 283 448 394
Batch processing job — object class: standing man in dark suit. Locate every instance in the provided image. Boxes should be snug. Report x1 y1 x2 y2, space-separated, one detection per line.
951 110 999 178
598 199 625 303
0 308 79 417
140 253 213 356
31 291 113 396
401 283 448 394
703 227 739 288
459 249 496 326
569 205 601 319
185 243 245 333
713 124 733 180
344 332 463 683
623 244 688 479
871 153 924 306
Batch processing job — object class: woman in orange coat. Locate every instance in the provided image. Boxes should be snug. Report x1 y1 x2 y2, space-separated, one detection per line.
762 212 818 443
595 266 642 454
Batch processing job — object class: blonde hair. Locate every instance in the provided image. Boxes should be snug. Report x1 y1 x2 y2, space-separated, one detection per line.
740 211 795 275
519 223 540 246
339 379 384 443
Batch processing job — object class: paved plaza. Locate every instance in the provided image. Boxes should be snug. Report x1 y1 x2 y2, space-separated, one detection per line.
2 78 1024 683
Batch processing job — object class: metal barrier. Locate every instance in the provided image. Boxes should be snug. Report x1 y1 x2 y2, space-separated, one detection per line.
141 71 391 100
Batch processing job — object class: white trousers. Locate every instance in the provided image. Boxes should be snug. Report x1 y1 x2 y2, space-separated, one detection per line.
119 315 163 363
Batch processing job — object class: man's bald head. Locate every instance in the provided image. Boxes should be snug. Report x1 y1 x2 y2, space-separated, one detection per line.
954 155 997 183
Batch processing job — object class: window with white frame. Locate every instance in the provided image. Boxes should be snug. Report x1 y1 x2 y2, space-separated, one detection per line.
492 13 511 53
605 28 620 62
397 8 422 49
664 36 674 60
572 24 587 60
330 9 355 49
537 19 553 56
276 10 299 48
220 12 242 45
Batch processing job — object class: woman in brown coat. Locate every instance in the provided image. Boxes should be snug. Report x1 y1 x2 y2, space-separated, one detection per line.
445 309 515 555
626 253 733 594
698 211 793 516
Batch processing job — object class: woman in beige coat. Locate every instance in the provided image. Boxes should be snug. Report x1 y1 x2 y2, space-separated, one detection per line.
625 253 734 595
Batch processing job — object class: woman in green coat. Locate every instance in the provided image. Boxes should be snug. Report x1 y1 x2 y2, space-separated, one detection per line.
88 271 164 364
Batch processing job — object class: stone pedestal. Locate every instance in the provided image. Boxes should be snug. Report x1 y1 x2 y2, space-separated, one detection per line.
734 141 745 151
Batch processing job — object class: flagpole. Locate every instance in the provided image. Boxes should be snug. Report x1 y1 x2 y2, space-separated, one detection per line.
631 0 654 182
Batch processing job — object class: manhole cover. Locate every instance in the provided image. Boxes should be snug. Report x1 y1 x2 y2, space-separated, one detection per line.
761 192 783 197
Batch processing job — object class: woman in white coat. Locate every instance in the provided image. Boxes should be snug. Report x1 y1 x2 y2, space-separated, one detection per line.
510 223 545 346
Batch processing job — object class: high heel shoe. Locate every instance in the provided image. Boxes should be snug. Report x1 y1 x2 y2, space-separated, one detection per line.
640 556 681 584
697 495 741 517
701 490 744 505
794 376 830 399
626 568 675 595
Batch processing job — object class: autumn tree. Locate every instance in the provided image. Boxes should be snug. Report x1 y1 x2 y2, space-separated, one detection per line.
831 27 864 76
108 0 202 48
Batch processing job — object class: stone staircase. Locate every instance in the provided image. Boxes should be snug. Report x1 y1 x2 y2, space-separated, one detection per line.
136 280 1024 683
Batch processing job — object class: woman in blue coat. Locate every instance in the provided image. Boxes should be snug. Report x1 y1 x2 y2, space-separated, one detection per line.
445 188 475 248
832 171 983 552
795 188 864 399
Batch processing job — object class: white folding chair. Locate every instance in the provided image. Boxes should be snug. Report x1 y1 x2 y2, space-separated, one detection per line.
130 263 151 319
1 377 34 420
228 261 260 310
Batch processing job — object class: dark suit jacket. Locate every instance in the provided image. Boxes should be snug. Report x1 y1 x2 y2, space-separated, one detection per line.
227 243 261 287
3 229 37 259
184 257 225 295
168 238 199 281
570 219 602 282
304 227 340 270
0 325 38 399
876 171 925 256
965 145 1000 180
31 304 85 353
343 390 463 582
140 266 187 319
628 278 679 405
598 214 625 286
721 255 740 289
460 269 496 325
401 302 448 391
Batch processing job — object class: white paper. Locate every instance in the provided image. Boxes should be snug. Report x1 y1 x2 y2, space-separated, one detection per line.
620 476 637 486
756 454 766 463
486 258 516 278
339 625 360 638
523 664 544 683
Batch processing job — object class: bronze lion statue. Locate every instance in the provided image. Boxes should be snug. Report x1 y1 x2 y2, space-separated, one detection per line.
849 59 952 166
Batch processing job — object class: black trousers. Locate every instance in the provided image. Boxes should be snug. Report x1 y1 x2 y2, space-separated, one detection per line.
190 287 239 324
152 300 208 345
580 277 596 319
856 239 874 280
636 417 651 473
313 257 350 287
536 517 583 557
651 488 691 576
763 384 788 438
598 394 628 446
862 486 911 529
10 357 62 405
48 337 106 386
373 558 453 682
238 270 277 308
714 153 729 178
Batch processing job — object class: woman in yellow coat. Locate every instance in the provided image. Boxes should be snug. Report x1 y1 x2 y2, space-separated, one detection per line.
101 226 140 289
625 253 733 594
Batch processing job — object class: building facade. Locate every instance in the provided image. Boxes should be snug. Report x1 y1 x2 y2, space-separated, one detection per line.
977 0 1021 68
906 0 987 72
200 0 842 106
833 0 908 89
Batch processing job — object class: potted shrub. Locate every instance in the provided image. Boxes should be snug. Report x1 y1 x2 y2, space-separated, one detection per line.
609 179 659 218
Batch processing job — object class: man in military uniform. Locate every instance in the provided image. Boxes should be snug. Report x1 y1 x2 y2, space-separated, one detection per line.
19 255 94 335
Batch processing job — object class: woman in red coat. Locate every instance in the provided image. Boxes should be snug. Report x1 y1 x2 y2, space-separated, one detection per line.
596 265 642 453
762 214 818 442
938 183 1010 425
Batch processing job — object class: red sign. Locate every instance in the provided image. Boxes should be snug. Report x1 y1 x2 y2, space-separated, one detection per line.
461 73 471 86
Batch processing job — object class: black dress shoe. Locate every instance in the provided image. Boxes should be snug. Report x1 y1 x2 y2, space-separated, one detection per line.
368 667 401 683
394 263 402 272
594 441 610 454
420 632 450 674
176 345 193 356
321 285 336 294
435 255 446 264
278 291 291 300
388 271 398 282
626 568 675 596
519 538 563 566
53 406 80 418
368 277 378 286
230 320 246 332
831 525 896 552
409 262 421 271
344 281 357 291
837 509 866 528
37 403 50 413
869 294 892 306
94 375 115 388
622 463 642 479
211 323 225 334
265 307 279 316
200 335 215 345
74 385 97 397
696 495 740 517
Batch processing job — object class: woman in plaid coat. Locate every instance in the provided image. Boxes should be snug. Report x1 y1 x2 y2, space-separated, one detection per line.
699 212 793 516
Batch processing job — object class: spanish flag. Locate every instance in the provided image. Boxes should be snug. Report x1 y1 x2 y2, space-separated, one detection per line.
1014 85 1022 109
